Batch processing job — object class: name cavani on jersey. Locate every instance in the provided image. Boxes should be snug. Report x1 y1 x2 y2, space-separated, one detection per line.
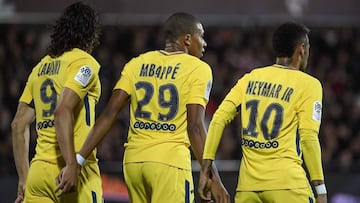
38 60 60 77
139 63 180 79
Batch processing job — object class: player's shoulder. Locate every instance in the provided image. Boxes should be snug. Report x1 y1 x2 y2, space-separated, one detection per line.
138 50 158 57
28 54 51 75
297 70 322 87
183 53 210 68
134 50 210 68
246 65 273 74
177 54 212 76
241 65 266 79
65 48 100 67
126 50 160 64
123 51 155 67
253 65 321 82
186 57 212 77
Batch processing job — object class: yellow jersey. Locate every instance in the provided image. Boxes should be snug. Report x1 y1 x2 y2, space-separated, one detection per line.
114 50 213 170
204 64 323 190
20 48 101 164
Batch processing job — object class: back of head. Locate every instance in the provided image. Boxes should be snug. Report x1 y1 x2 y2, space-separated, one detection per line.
47 1 101 58
272 22 309 58
163 12 199 43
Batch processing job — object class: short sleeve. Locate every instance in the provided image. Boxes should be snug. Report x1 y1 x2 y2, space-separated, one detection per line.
297 79 323 133
19 81 33 105
187 63 213 108
64 58 100 99
113 59 136 94
19 70 35 107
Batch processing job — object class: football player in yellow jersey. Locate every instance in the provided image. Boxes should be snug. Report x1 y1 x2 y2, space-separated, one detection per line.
199 22 327 203
59 12 230 203
11 2 103 203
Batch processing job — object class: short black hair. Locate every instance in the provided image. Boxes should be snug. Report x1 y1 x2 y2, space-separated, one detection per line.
272 22 309 57
47 1 101 57
163 12 200 43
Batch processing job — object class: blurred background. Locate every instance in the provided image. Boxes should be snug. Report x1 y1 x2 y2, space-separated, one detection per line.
1 0 360 202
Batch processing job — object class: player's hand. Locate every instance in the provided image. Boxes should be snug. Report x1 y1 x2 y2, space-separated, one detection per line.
55 163 80 196
211 178 231 203
316 194 327 203
14 195 24 203
14 181 26 203
198 170 213 203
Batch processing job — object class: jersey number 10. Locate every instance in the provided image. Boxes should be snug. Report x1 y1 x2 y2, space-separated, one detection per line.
242 100 284 140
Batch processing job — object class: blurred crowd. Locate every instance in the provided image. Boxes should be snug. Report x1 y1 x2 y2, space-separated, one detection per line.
0 23 360 176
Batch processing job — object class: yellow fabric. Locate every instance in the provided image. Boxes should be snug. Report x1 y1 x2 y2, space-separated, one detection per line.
300 129 325 181
114 50 213 170
19 48 101 163
124 162 194 203
235 187 314 203
204 64 324 191
203 100 238 160
24 160 102 203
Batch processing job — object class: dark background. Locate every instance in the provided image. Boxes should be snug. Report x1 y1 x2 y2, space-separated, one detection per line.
1 0 360 202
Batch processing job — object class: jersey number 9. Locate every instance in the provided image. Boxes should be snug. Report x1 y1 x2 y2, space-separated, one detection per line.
40 79 57 117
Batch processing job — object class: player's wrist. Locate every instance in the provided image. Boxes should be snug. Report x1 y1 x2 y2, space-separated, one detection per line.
76 153 85 167
315 184 327 195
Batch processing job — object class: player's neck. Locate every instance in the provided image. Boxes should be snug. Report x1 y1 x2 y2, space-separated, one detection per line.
164 41 186 53
275 57 299 70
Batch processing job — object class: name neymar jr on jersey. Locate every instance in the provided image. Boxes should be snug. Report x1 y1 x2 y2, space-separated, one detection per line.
246 80 294 102
242 80 294 149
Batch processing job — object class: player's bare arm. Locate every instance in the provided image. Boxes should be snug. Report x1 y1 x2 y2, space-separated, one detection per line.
54 87 81 195
187 104 230 203
313 180 327 203
57 90 129 192
78 89 129 160
198 159 213 202
12 102 35 203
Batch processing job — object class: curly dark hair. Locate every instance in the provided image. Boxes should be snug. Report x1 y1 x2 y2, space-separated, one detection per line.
163 12 200 43
272 22 310 58
47 1 101 58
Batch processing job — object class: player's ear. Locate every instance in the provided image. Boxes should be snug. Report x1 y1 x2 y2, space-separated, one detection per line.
184 33 191 46
299 43 306 56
